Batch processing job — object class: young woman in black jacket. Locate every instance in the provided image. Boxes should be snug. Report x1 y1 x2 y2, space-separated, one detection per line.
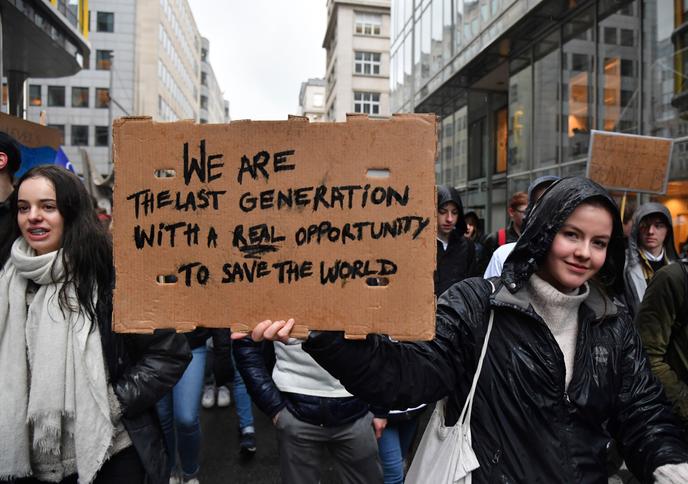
0 166 191 484
243 177 688 483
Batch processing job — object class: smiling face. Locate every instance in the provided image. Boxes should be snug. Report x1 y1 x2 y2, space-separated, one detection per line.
537 202 613 293
17 176 64 255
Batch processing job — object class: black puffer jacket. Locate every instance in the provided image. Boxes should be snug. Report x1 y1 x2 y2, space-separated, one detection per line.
233 338 372 426
436 185 477 296
184 328 233 386
304 177 688 483
98 292 191 484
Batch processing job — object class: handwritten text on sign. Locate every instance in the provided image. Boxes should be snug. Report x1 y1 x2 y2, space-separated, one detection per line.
113 116 437 339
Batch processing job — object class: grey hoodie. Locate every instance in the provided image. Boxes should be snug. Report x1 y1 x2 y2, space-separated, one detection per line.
624 202 678 316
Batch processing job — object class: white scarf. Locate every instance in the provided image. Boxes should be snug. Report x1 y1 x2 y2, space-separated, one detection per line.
0 238 113 483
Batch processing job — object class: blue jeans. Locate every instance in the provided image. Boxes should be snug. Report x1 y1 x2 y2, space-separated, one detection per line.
156 345 207 477
377 416 420 484
231 350 254 430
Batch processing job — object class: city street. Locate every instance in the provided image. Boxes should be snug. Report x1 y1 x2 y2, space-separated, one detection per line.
197 400 637 484
198 402 342 484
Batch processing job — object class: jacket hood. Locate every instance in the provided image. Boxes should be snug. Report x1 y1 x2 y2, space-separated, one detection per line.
627 202 678 266
502 176 625 294
437 184 467 236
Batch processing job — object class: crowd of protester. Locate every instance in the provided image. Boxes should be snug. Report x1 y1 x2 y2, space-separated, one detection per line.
1 128 688 484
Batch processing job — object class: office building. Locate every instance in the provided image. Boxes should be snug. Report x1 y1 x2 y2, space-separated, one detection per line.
391 0 688 240
324 0 391 121
298 78 326 121
25 0 227 174
1 0 90 118
200 37 228 124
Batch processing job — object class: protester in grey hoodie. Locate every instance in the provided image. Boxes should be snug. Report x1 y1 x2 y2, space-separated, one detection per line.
624 202 678 317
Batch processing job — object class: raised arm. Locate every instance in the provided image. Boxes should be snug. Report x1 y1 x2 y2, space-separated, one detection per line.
302 278 493 410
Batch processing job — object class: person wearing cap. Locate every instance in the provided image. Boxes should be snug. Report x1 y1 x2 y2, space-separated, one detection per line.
483 176 560 278
624 202 679 317
435 184 477 297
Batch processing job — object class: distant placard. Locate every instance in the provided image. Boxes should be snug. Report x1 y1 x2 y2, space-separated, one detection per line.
0 112 62 148
586 130 673 194
112 115 437 341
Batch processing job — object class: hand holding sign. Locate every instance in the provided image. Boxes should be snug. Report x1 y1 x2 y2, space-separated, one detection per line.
231 318 296 343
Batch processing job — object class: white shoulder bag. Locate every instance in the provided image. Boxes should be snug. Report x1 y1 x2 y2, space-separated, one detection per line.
405 309 495 484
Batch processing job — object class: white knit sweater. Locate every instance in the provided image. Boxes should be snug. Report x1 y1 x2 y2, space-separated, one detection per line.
527 274 588 389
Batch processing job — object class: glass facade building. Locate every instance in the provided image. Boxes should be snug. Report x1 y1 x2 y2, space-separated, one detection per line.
391 0 688 247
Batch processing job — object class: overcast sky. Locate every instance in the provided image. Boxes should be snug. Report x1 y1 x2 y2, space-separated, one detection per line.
188 0 327 121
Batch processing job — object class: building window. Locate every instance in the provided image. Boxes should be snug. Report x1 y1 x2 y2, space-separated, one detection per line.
96 50 113 70
47 86 65 107
355 12 382 35
96 12 114 32
354 51 381 75
71 125 89 146
29 85 42 106
96 88 110 108
72 87 89 108
200 95 208 110
201 72 208 86
603 27 616 45
48 124 65 141
353 91 380 114
201 48 208 62
619 28 635 47
95 126 109 146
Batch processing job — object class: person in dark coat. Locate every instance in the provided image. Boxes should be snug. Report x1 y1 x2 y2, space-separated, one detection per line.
247 177 688 483
0 131 21 269
464 211 489 275
483 190 527 257
435 185 477 296
624 202 679 318
0 166 191 484
636 260 688 428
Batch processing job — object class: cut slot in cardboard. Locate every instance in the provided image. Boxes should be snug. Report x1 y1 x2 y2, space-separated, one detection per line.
112 114 437 340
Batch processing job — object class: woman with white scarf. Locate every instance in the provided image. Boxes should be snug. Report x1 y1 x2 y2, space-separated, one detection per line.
0 166 191 484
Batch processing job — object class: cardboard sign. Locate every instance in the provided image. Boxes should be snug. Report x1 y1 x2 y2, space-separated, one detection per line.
0 113 62 148
586 130 673 194
112 114 437 341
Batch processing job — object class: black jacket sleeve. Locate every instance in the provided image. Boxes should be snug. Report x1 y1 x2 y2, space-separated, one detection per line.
210 329 233 387
113 330 191 418
232 337 286 419
303 278 491 410
608 315 688 482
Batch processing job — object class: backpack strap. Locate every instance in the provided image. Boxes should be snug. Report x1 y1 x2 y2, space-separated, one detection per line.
498 228 506 247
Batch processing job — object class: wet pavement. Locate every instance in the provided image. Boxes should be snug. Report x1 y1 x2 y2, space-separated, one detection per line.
197 402 341 484
197 401 638 484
